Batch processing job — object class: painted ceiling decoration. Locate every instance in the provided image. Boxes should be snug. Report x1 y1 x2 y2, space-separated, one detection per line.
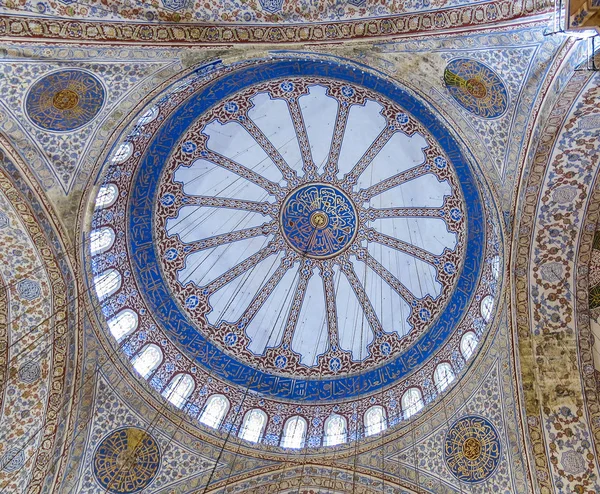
2 3 600 493
87 53 503 452
0 1 550 44
443 58 508 118
25 69 105 132
93 427 161 493
443 415 501 483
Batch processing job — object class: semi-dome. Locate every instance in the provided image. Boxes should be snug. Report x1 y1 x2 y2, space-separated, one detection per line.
88 54 502 450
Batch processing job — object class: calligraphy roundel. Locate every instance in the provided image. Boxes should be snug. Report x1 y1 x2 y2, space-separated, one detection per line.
444 416 501 483
281 184 358 259
25 69 105 131
443 59 508 118
93 427 160 493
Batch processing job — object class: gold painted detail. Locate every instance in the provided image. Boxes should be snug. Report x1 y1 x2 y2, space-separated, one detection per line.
52 89 80 110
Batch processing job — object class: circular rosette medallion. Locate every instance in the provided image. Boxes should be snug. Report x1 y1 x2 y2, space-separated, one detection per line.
444 416 501 483
93 427 160 493
443 59 508 118
281 184 357 259
25 69 104 131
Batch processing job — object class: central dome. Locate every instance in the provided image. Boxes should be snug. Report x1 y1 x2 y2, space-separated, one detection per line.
89 55 501 448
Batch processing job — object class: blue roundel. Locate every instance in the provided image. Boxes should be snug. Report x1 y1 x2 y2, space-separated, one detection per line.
444 416 501 482
281 184 357 259
444 59 508 118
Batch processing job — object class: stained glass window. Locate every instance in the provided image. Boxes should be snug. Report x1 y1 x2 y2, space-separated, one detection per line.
112 142 133 163
90 227 115 255
199 395 229 429
132 344 162 379
137 106 158 126
107 309 138 342
239 409 267 443
162 373 195 408
281 416 307 448
364 406 387 437
95 184 118 209
434 362 455 393
460 331 478 360
480 295 494 322
93 269 121 300
402 388 423 419
491 255 500 280
324 414 347 446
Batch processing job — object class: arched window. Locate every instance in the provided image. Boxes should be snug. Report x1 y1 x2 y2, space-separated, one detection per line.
491 255 501 280
93 269 121 300
364 406 387 437
402 388 423 419
95 184 118 209
162 373 195 408
199 395 230 429
107 309 138 342
239 409 267 443
460 331 479 361
480 295 494 323
131 344 162 378
137 106 158 126
434 363 455 393
112 142 133 163
89 227 115 255
281 416 307 449
324 414 347 446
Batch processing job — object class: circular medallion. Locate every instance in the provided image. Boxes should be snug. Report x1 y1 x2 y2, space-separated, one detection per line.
444 416 501 483
280 184 357 259
93 427 160 493
25 70 104 131
443 59 508 118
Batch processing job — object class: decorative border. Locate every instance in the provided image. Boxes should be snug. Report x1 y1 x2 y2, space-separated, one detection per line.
0 2 549 45
512 70 599 493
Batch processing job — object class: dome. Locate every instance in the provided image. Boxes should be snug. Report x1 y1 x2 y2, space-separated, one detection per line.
88 54 502 449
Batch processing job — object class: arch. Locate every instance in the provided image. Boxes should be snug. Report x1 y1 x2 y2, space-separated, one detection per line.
480 294 494 322
434 362 455 393
491 255 501 280
95 184 118 209
364 405 387 437
93 269 121 300
107 309 138 342
239 409 267 443
402 388 423 419
281 416 307 449
199 394 230 429
460 331 478 360
162 373 195 408
131 344 162 378
324 414 347 446
89 227 115 255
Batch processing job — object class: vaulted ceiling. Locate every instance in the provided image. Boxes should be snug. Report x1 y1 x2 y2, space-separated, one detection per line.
0 3 599 494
